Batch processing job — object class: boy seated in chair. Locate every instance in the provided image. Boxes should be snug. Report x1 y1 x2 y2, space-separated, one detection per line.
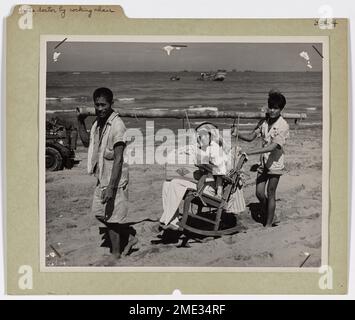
159 122 245 231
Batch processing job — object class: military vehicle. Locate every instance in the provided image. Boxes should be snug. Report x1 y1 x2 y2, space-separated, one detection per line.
46 118 80 171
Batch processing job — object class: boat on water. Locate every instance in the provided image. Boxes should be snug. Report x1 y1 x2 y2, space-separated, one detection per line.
170 76 180 81
197 70 227 81
118 97 135 103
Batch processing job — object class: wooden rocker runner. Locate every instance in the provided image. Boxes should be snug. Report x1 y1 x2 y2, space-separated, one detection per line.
178 153 248 237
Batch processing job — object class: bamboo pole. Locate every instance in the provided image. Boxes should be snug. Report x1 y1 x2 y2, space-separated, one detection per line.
70 106 308 120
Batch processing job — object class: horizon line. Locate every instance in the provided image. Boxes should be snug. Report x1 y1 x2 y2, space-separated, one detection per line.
47 70 322 73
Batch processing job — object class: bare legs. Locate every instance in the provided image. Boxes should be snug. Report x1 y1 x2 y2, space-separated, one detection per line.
122 232 138 257
107 224 137 259
256 172 280 227
108 228 121 259
266 176 280 226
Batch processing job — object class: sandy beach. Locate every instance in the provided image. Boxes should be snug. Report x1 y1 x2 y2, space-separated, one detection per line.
45 125 323 268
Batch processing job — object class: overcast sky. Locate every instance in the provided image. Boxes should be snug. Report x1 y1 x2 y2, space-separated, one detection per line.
47 42 323 72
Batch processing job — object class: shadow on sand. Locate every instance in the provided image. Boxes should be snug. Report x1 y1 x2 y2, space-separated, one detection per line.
247 202 266 226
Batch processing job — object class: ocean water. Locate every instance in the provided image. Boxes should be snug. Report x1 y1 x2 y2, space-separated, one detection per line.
46 71 322 130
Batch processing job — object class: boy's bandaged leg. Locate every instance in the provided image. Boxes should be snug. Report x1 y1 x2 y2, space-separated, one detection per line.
226 187 246 214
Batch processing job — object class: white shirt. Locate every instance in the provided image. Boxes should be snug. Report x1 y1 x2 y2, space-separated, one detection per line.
255 116 289 172
87 111 129 188
167 141 230 175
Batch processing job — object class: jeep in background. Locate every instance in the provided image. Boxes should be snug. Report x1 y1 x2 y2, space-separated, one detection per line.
46 118 80 171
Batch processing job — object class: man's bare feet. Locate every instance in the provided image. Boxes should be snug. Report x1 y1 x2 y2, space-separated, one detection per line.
99 254 120 267
112 252 121 259
122 236 138 256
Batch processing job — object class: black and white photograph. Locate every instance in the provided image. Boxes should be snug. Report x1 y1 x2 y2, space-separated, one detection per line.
41 36 328 269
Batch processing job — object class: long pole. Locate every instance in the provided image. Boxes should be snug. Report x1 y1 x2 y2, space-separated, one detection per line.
70 106 307 120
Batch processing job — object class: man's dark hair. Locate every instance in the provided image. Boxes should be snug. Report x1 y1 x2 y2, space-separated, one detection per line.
93 87 114 104
268 90 286 110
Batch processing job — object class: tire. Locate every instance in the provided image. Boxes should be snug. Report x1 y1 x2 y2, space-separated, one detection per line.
46 147 63 171
64 158 74 169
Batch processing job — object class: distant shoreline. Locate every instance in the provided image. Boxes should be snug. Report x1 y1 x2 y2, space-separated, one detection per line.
46 70 323 74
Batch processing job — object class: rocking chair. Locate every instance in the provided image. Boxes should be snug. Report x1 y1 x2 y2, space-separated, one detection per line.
178 153 248 237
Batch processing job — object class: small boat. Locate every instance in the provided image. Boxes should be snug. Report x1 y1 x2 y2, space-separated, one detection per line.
213 70 227 81
197 70 227 81
118 97 135 103
170 76 180 81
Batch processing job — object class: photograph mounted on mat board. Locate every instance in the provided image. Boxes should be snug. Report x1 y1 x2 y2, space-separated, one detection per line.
5 5 348 294
40 35 329 271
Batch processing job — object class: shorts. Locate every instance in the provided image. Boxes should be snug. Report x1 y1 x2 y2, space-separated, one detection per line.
91 184 129 224
257 164 284 176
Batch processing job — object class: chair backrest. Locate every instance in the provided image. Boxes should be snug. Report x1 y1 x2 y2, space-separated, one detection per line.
228 153 247 179
224 153 246 193
220 153 247 202
236 153 248 171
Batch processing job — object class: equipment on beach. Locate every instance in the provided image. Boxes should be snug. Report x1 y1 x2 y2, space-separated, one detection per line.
46 118 80 171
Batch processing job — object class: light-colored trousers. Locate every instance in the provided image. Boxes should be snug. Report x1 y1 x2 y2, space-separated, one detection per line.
160 178 246 227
